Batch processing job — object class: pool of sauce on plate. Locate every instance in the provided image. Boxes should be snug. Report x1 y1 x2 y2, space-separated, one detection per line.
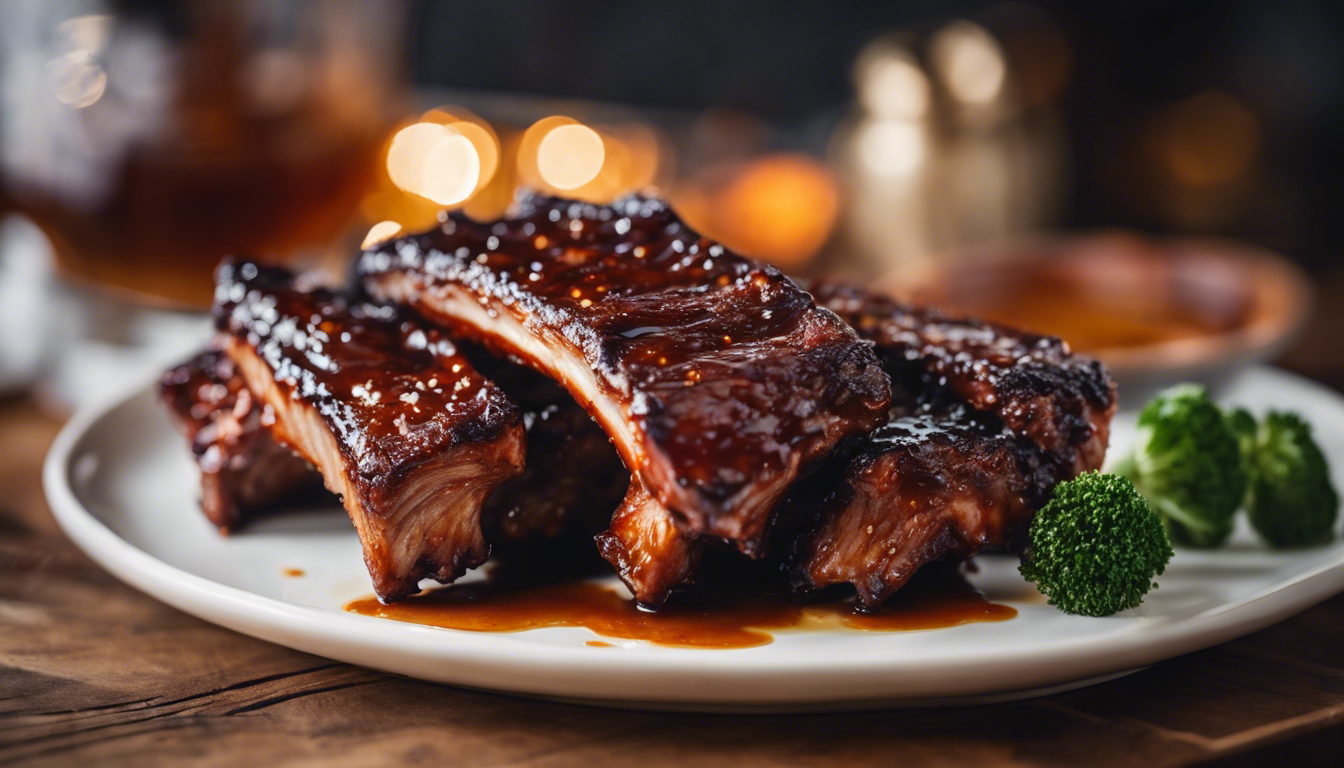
344 572 1016 649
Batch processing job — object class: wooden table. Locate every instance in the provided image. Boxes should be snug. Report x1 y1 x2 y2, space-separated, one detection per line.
5 267 1344 767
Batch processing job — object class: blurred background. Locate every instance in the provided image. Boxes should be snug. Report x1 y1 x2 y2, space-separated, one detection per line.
1 0 1341 412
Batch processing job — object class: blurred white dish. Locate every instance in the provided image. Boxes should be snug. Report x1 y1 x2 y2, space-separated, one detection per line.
44 366 1344 711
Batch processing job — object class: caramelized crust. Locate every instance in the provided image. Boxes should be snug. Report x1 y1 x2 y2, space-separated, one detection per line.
808 279 1116 475
591 277 1118 608
215 260 526 602
792 409 1054 609
788 280 1118 608
160 349 321 532
358 194 890 552
594 483 705 607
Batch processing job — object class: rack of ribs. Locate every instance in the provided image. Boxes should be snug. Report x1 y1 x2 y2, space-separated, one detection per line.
214 259 526 602
160 349 322 532
586 276 1117 608
169 193 1116 613
356 194 892 564
163 340 627 575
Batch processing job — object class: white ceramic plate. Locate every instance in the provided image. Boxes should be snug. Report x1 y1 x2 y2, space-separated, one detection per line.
44 366 1344 711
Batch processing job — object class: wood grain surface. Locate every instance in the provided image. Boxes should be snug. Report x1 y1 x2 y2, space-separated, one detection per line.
5 309 1344 768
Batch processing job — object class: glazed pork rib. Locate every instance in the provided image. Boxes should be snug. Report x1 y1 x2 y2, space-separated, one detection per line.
214 260 526 602
357 194 891 554
160 349 322 532
787 407 1057 608
808 279 1116 476
592 276 1118 607
787 280 1118 608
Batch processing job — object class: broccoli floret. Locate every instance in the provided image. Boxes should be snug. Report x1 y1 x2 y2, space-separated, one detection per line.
1019 472 1173 616
1246 411 1339 547
1114 384 1247 548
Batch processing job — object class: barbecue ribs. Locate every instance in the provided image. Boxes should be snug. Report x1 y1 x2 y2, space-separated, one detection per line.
789 280 1118 608
357 194 891 555
214 260 526 601
160 349 322 532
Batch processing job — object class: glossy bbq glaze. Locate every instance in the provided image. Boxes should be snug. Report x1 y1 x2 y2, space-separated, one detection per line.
357 194 892 550
790 408 1055 609
770 281 1114 610
807 279 1116 477
159 349 321 531
595 482 704 607
344 570 1016 649
213 260 526 601
215 260 522 491
590 275 1114 610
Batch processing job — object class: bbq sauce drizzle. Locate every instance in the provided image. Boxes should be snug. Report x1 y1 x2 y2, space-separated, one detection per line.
345 571 1016 649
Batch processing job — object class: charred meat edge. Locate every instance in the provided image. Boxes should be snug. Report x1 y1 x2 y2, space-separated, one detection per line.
160 349 322 532
807 278 1117 476
789 280 1118 608
594 484 704 607
602 278 1117 608
791 410 1056 609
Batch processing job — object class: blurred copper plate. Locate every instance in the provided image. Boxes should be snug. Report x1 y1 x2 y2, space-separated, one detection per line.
879 233 1312 395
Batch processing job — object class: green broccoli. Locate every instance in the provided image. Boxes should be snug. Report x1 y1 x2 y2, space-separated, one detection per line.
1244 411 1339 547
1113 384 1247 548
1019 472 1173 617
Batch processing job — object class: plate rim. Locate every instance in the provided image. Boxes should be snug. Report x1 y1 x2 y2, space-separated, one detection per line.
42 367 1344 707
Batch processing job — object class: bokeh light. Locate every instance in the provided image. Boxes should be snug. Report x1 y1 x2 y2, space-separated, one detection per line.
537 123 606 190
517 115 578 187
929 22 1006 106
419 132 481 205
386 123 452 194
385 122 482 206
857 48 929 120
361 220 403 248
1152 91 1259 188
677 154 840 269
47 52 107 108
856 120 926 177
419 106 501 195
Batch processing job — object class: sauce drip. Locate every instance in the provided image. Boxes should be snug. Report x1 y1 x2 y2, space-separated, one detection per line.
345 574 1015 649
283 568 305 577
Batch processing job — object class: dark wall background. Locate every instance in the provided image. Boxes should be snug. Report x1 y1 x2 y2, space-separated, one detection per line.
412 0 1344 273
